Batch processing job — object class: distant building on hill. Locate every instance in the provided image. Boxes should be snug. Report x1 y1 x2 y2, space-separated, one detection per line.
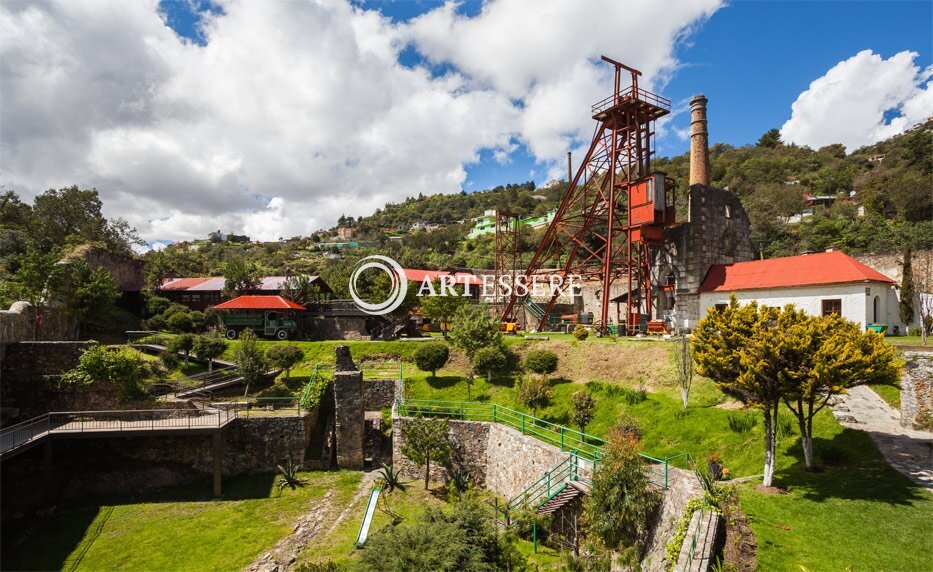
208 230 250 243
467 210 556 239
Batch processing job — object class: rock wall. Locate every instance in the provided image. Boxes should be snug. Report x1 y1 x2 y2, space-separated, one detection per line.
0 302 79 343
303 316 370 341
853 250 933 286
392 417 490 486
0 341 97 423
901 352 933 429
658 185 756 330
641 466 704 572
392 416 565 498
333 346 364 469
363 378 396 411
485 422 567 499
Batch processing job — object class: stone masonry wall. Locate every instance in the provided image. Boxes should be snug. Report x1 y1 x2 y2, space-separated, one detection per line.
658 184 756 329
392 417 490 486
392 416 565 498
0 302 80 343
363 378 396 411
901 352 933 429
484 422 567 500
1 341 97 423
333 346 364 469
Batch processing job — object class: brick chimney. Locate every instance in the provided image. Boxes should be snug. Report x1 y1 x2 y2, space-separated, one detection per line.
689 94 710 187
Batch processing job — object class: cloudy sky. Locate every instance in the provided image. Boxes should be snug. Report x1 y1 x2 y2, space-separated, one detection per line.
1 0 930 246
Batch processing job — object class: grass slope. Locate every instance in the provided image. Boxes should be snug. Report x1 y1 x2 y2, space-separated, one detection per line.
3 471 361 572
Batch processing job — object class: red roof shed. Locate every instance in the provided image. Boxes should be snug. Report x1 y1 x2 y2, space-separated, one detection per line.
698 251 895 293
212 296 305 311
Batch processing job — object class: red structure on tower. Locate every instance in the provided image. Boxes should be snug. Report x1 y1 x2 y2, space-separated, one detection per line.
500 56 675 334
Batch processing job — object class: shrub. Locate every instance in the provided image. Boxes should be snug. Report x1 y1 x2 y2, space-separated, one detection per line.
162 303 190 318
188 310 208 332
145 295 172 316
516 376 553 416
167 311 194 333
584 420 660 555
573 324 589 341
61 345 147 403
620 387 647 405
524 349 558 377
146 314 167 332
726 412 758 433
167 333 196 365
473 346 506 380
266 344 305 380
414 342 450 378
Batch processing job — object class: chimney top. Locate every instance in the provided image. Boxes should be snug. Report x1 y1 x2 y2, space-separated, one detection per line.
690 94 708 104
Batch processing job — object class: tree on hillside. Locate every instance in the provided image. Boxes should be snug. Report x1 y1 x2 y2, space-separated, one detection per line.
516 376 553 417
193 334 228 372
167 333 196 366
27 186 142 253
692 296 785 487
234 329 267 393
266 344 305 380
414 342 449 379
60 259 120 338
775 311 899 469
222 258 262 298
400 417 451 489
420 280 468 337
448 304 502 359
584 418 660 561
900 246 916 328
571 390 596 434
756 128 782 148
167 311 194 333
281 274 321 307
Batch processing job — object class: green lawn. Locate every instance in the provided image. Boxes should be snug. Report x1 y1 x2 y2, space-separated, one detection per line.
869 381 902 409
885 335 928 346
3 471 361 572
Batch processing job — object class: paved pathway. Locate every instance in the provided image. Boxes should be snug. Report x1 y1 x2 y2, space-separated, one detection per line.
832 385 933 491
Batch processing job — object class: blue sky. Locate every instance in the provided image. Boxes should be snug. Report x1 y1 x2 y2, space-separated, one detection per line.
160 0 931 193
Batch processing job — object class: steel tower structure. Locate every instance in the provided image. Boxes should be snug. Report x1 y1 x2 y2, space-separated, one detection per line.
500 56 675 334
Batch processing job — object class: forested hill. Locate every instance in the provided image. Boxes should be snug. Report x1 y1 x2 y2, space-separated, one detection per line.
339 121 931 256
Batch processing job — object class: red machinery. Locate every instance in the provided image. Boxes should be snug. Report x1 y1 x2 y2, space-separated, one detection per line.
499 56 675 335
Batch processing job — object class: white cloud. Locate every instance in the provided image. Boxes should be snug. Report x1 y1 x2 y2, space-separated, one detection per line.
781 50 933 152
1 0 720 242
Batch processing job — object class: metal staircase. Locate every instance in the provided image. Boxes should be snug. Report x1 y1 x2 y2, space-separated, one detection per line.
537 480 591 515
370 315 409 340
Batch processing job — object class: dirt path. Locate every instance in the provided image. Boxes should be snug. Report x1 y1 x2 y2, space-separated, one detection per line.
246 471 379 572
832 386 933 491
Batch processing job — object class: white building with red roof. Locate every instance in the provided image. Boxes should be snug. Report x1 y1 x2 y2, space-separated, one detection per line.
697 250 902 332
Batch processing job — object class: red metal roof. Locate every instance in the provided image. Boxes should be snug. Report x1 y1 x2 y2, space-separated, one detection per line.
698 251 895 293
160 275 331 293
212 296 305 310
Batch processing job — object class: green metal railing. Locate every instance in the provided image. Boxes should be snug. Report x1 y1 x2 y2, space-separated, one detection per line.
397 399 605 462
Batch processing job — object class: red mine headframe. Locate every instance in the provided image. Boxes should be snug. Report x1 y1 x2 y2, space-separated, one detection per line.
500 56 675 334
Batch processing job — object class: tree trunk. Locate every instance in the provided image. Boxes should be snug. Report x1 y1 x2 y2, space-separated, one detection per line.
681 385 689 409
208 359 214 372
285 368 290 380
763 402 777 487
424 458 431 489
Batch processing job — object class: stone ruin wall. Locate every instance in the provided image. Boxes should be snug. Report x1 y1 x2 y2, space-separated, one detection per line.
901 351 933 429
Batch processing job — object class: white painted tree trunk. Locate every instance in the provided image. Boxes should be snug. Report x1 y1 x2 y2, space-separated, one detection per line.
801 435 814 469
763 404 776 487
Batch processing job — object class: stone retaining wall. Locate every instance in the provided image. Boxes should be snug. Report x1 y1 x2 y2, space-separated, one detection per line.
363 379 396 411
642 466 704 572
901 352 933 429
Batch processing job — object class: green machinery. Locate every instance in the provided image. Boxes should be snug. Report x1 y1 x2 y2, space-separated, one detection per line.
220 311 298 340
